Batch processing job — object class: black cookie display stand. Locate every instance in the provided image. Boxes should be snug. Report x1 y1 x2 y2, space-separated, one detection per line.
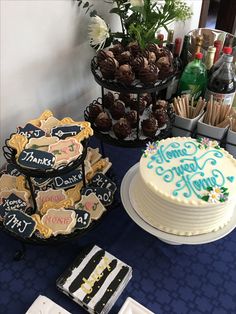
86 56 176 152
1 137 119 252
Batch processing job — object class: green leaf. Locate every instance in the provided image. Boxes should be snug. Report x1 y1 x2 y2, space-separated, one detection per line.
90 9 97 17
201 195 209 202
206 187 213 192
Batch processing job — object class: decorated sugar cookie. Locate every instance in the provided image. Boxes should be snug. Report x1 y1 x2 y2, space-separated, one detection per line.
90 172 117 193
86 147 102 165
76 193 106 220
4 210 36 238
48 138 83 166
7 134 28 158
0 193 29 219
51 125 83 140
41 208 76 236
86 158 112 181
40 116 61 134
65 181 83 203
18 149 55 170
36 188 67 210
0 174 19 192
28 110 53 127
39 198 74 215
74 209 91 229
17 123 45 139
54 168 84 189
5 163 21 177
25 136 59 151
59 119 93 142
31 214 52 238
82 186 113 206
0 189 29 204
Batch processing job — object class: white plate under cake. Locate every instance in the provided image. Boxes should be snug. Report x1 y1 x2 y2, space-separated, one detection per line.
129 137 236 236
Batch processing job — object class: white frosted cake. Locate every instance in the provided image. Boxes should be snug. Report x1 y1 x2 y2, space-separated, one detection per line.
130 137 236 236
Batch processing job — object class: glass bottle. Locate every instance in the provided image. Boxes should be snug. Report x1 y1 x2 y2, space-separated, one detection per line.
166 30 174 53
178 52 207 100
205 46 216 71
180 35 190 69
213 40 223 64
205 54 236 105
195 35 203 55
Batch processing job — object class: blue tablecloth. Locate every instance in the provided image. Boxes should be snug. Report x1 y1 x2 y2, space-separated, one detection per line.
1 139 236 314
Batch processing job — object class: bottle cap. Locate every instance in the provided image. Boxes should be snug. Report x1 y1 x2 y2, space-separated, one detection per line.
208 46 216 53
223 46 232 54
195 52 203 60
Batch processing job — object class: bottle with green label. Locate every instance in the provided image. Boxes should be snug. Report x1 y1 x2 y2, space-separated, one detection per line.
178 52 207 100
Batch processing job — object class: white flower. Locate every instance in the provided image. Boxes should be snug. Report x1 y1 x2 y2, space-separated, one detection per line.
88 16 110 51
208 191 220 203
130 0 144 7
211 187 222 195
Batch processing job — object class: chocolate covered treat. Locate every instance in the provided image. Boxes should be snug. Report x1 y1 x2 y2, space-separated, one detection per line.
88 103 103 121
97 49 114 66
142 117 158 137
141 93 152 107
152 100 168 112
132 56 149 77
103 92 115 109
100 57 119 80
142 49 156 63
125 110 138 128
153 109 167 127
116 64 134 85
119 93 133 108
139 64 159 84
110 100 125 120
127 42 141 58
95 112 112 132
117 51 133 65
109 42 125 57
113 118 132 139
129 98 146 114
156 56 174 79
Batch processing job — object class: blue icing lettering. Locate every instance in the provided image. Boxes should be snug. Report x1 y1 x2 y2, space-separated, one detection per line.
146 140 227 199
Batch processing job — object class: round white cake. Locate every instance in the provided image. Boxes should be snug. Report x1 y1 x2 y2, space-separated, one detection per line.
129 137 236 236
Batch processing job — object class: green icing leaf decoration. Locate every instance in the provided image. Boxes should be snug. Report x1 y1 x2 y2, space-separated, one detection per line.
201 195 209 202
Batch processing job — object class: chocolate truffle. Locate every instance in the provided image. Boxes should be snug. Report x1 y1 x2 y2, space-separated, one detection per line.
139 63 159 84
156 56 173 79
88 103 103 121
127 42 141 58
152 100 168 112
109 43 125 57
153 109 167 127
117 51 133 65
113 118 132 139
129 98 146 114
95 112 112 132
119 93 133 108
110 100 125 120
132 56 148 77
142 49 156 63
100 57 119 80
141 117 158 137
125 110 138 128
97 49 114 66
116 64 134 85
141 93 152 107
103 92 115 109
